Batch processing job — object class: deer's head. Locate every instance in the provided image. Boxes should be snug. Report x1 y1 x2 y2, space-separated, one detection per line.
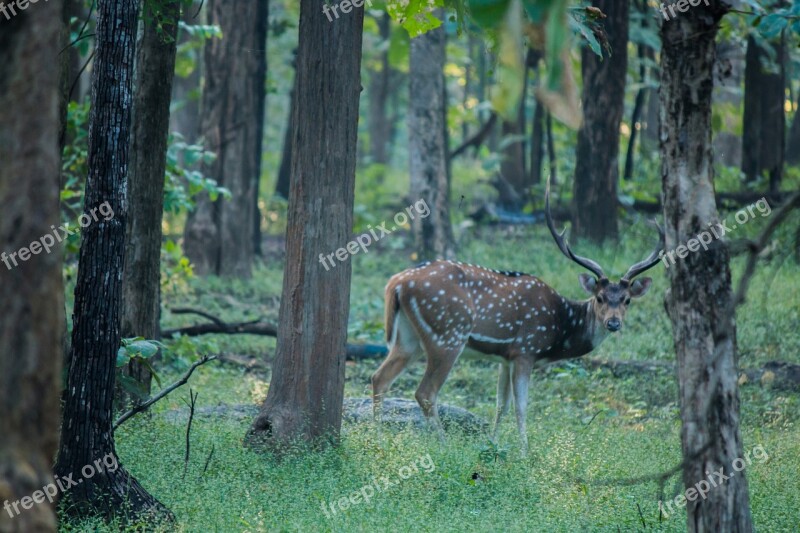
545 180 663 333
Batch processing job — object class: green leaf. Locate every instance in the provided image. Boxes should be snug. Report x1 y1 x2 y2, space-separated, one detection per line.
758 13 788 37
568 14 601 57
117 347 131 368
127 340 160 359
386 0 445 37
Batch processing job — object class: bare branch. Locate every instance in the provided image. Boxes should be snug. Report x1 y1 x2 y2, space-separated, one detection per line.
113 355 217 431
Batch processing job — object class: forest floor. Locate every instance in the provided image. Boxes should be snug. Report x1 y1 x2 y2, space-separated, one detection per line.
62 217 800 532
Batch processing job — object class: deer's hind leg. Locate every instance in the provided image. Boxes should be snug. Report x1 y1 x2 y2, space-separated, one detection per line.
372 310 422 422
414 336 468 438
493 362 512 440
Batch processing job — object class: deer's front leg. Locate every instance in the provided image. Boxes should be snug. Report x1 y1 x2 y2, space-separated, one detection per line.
512 357 532 455
493 362 512 441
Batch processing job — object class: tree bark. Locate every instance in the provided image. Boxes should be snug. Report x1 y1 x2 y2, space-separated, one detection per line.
117 0 181 407
54 0 172 522
275 55 296 200
0 3 64 531
183 0 268 278
409 11 453 261
572 0 628 243
660 3 753 531
244 0 364 450
742 34 785 192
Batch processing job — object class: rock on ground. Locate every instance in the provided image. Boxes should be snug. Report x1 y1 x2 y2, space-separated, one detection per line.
161 397 488 435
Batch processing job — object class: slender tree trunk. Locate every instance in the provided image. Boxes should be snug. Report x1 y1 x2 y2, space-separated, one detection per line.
117 0 181 407
54 0 172 522
660 3 753 531
529 50 545 186
572 0 628 242
0 3 64 531
244 0 364 450
742 33 785 192
409 11 453 260
368 12 393 166
546 111 557 184
252 2 269 259
183 0 268 278
275 54 297 200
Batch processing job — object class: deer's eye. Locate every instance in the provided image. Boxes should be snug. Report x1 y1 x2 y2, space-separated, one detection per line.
596 295 604 304
625 298 631 305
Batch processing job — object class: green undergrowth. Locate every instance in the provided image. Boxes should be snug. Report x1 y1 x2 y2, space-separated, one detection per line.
62 218 800 532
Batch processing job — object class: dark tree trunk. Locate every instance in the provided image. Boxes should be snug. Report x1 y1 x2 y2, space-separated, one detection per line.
252 3 269 259
742 34 785 192
660 3 753 531
409 10 453 260
54 0 172 523
0 3 64 531
117 0 181 407
275 56 297 200
244 0 364 450
546 111 557 184
368 12 393 165
572 0 628 243
183 0 268 278
530 52 546 185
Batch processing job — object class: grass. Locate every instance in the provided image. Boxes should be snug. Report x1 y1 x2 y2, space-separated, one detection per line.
61 211 800 532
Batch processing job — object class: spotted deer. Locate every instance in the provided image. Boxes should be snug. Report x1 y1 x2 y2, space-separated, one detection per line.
371 181 664 452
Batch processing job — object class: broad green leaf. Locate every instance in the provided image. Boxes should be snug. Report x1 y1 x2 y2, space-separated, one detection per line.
758 13 788 37
117 347 131 368
127 340 160 359
386 0 445 37
568 13 601 57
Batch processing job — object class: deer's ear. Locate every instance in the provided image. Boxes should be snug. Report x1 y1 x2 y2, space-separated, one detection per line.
579 273 597 294
629 277 652 298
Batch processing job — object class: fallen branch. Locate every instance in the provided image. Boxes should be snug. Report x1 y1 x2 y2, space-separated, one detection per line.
113 355 217 431
162 308 388 360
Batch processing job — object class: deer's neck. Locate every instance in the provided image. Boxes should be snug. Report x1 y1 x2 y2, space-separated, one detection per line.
551 298 607 360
